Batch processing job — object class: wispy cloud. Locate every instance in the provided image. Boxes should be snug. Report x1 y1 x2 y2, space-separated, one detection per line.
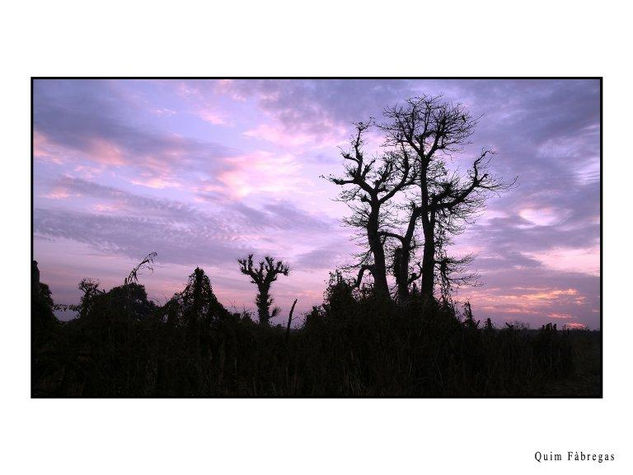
33 79 601 328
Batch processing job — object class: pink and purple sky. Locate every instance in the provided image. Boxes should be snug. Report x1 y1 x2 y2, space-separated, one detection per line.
33 79 600 329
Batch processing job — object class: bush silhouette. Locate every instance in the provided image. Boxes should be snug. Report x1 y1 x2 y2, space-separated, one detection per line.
31 261 598 397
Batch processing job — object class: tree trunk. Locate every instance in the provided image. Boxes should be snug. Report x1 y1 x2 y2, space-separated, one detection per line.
419 165 435 301
394 206 421 302
256 285 271 324
367 208 390 299
394 246 410 302
420 224 435 300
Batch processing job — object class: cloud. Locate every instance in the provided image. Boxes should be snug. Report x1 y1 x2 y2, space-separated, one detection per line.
33 79 239 188
198 111 227 125
549 313 573 320
211 150 308 199
32 79 601 328
522 246 600 276
460 285 590 322
294 243 351 270
35 177 339 268
518 207 571 227
34 207 246 266
243 123 345 149
564 322 587 330
218 79 424 143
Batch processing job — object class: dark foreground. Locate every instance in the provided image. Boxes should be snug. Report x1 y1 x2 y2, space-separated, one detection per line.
32 270 601 398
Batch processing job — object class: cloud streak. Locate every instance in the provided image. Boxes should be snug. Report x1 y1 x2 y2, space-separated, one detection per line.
33 79 600 328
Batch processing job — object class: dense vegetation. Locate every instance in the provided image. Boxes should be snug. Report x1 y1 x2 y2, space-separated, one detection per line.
31 264 600 398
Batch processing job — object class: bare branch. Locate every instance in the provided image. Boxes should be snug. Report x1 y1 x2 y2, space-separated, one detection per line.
124 252 158 286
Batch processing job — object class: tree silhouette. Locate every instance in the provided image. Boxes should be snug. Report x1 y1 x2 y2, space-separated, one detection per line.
31 260 58 345
238 254 289 324
162 267 229 330
180 267 228 326
379 96 514 301
326 121 416 299
76 278 104 319
328 99 512 302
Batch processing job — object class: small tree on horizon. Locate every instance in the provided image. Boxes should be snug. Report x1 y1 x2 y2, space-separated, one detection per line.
238 254 290 325
181 267 228 325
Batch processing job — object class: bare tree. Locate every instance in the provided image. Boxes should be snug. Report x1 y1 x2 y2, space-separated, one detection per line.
379 96 514 301
325 121 416 300
433 220 477 300
124 252 157 286
238 254 290 324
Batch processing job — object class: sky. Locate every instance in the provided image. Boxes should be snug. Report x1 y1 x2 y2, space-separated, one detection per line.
32 79 601 329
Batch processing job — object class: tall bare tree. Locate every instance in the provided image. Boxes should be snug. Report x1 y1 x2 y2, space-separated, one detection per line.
379 96 514 301
326 121 416 299
238 254 290 324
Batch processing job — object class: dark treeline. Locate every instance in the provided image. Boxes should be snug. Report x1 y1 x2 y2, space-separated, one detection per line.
32 262 600 397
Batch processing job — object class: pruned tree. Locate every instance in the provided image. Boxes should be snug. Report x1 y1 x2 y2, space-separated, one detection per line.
325 121 416 300
378 95 515 301
238 254 290 324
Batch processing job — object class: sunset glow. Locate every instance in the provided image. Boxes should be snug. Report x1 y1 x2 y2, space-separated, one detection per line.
33 79 601 329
